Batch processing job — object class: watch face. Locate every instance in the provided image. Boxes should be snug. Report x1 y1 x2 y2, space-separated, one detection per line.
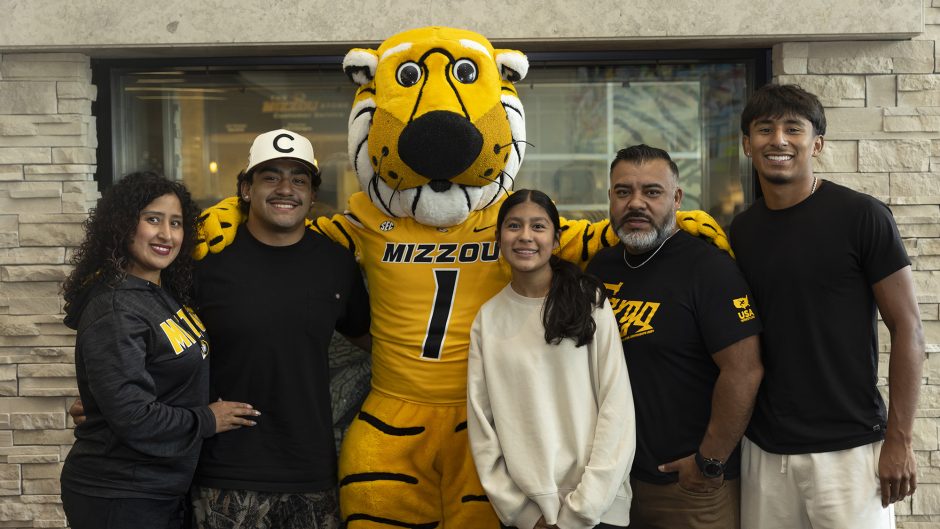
703 460 724 478
696 451 725 478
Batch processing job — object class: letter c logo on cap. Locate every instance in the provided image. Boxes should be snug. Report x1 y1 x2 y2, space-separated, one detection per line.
273 133 295 154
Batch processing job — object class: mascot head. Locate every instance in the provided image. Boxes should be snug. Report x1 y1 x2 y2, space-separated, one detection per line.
343 26 529 227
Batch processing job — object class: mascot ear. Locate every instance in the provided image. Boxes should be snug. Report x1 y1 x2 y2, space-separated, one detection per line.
495 50 529 82
343 48 379 86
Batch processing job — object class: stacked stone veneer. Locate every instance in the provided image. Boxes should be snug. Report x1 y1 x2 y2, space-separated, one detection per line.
1 10 940 529
0 53 97 527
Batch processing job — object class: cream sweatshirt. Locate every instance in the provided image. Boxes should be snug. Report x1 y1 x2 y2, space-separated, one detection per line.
467 284 636 529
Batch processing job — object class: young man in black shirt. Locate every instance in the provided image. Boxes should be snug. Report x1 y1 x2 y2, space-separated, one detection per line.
191 130 371 529
732 84 924 529
587 144 763 528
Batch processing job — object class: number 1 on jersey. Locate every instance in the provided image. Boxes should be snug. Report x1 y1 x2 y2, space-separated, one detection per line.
421 269 459 360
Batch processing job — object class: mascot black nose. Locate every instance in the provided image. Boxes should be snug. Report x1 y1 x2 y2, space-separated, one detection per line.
398 111 483 180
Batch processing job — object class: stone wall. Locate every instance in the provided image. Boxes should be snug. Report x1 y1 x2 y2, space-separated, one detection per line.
0 53 98 527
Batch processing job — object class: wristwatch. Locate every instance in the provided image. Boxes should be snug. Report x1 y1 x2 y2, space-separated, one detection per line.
694 450 725 478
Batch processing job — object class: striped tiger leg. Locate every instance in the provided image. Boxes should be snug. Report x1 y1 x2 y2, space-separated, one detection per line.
440 409 500 529
340 391 443 529
339 391 500 529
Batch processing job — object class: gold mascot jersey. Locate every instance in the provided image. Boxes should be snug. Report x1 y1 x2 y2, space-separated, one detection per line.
315 192 613 405
316 192 509 404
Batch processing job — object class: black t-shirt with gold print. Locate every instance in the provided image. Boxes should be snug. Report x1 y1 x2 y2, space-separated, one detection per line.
587 231 761 484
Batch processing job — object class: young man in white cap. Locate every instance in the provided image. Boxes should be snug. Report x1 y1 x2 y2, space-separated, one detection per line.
191 129 371 528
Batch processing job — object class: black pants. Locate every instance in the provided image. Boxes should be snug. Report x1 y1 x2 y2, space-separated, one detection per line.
61 483 186 529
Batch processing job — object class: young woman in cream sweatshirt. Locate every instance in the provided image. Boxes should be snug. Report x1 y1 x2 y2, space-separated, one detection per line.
467 189 636 529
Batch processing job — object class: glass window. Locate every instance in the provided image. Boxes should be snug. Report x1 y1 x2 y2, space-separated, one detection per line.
110 64 355 219
102 53 761 229
519 61 751 225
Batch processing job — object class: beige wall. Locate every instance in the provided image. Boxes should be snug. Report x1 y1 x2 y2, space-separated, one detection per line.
1 0 925 53
0 0 938 527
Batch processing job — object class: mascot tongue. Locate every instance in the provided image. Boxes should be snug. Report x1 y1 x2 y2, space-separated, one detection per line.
428 180 453 192
342 26 529 227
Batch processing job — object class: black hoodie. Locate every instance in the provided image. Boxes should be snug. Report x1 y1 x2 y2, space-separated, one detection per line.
61 275 215 499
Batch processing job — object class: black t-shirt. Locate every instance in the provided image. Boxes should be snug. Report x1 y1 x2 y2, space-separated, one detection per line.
587 231 761 484
193 228 370 492
731 181 909 454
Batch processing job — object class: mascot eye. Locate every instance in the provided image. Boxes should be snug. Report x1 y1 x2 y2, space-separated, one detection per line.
453 59 478 84
396 62 422 87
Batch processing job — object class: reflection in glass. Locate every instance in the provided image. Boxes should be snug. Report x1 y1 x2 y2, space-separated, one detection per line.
519 63 749 227
113 68 355 218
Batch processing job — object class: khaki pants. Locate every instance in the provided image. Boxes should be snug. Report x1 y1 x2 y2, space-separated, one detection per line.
629 477 739 529
741 438 895 529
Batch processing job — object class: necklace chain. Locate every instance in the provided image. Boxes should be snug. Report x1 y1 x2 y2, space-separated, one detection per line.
810 175 818 195
622 230 678 270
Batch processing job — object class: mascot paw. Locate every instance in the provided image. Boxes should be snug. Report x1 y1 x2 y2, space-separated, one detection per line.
676 210 734 258
195 196 244 259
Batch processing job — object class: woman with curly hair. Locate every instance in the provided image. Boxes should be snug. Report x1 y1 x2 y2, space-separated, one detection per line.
60 171 258 529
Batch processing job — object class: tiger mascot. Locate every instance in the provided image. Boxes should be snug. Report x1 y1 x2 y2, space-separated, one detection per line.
197 26 729 528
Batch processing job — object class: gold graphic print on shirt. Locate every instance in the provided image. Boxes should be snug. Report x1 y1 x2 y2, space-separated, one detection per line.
733 295 756 323
159 307 209 357
604 282 660 341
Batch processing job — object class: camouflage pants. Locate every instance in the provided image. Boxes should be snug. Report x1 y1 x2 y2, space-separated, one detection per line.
192 486 340 529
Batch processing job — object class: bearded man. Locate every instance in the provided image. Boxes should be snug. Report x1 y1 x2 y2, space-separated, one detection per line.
585 144 763 529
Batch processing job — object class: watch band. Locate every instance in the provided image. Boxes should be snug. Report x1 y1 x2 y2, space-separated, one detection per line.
694 450 725 478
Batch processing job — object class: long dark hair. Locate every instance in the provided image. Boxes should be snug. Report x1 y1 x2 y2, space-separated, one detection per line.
497 189 605 347
62 171 201 308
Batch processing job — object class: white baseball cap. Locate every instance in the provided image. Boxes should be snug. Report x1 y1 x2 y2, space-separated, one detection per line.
246 129 319 175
